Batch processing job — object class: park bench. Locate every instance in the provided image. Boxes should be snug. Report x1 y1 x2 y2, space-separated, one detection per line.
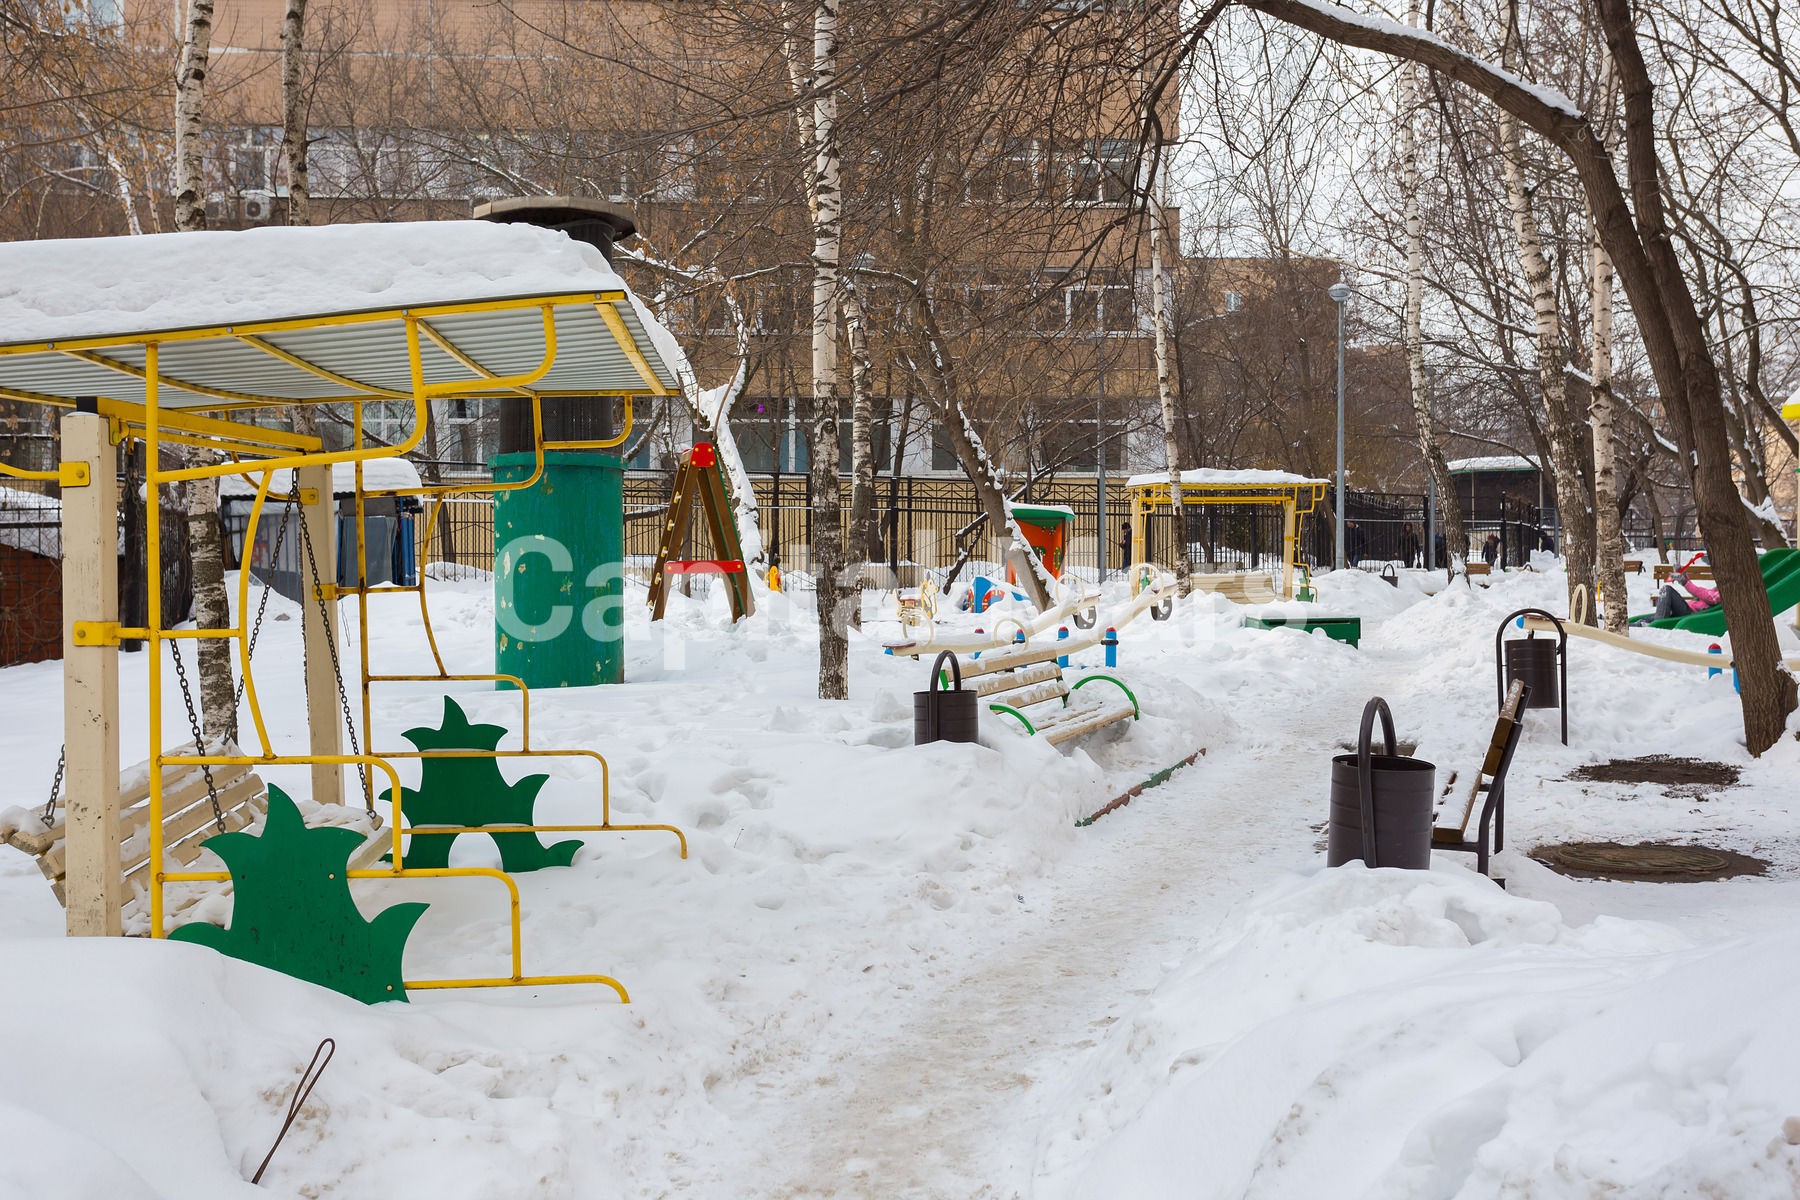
1432 679 1529 881
1464 562 1493 579
952 645 1139 748
1653 562 1712 583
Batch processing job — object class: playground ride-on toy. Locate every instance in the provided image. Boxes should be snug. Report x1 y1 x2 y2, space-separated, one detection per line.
896 578 940 635
0 220 691 1004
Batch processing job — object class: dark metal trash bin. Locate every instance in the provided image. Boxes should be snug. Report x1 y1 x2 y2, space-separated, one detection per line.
1326 696 1435 869
1503 638 1559 708
1494 608 1568 744
915 650 979 745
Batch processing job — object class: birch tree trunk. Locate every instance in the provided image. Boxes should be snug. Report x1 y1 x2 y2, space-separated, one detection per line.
1399 1 1465 568
844 282 877 626
1591 222 1628 631
173 0 213 233
805 0 850 700
185 471 235 739
1146 164 1190 593
280 0 310 226
1498 4 1596 613
174 0 235 738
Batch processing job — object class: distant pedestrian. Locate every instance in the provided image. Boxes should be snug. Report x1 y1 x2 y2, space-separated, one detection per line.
1482 533 1500 567
1433 532 1447 570
1119 521 1133 569
1400 522 1421 569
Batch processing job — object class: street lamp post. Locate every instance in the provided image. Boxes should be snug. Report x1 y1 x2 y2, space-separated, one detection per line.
1096 337 1107 581
1328 281 1351 571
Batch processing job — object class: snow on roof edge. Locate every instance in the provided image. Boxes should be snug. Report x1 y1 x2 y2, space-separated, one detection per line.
1125 468 1329 488
0 222 632 347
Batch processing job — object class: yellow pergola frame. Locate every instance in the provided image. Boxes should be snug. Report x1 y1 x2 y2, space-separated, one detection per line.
1127 478 1327 601
6 289 683 1000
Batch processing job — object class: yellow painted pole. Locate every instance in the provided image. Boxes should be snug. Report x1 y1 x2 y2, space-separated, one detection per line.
145 344 164 939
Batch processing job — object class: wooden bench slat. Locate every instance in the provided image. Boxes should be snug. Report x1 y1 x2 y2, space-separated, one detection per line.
973 662 1060 697
1041 703 1138 745
989 680 1071 711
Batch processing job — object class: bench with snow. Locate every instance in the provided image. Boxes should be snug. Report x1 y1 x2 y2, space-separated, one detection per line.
1432 678 1529 881
950 645 1139 748
0 744 384 930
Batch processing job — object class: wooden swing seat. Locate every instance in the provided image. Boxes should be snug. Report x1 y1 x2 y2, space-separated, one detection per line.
1 743 271 908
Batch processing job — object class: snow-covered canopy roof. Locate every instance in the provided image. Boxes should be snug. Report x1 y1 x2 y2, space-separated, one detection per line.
1446 455 1539 473
218 457 423 498
1126 468 1328 489
0 222 681 411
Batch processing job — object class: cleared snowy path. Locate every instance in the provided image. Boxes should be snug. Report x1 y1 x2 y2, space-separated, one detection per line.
699 661 1386 1199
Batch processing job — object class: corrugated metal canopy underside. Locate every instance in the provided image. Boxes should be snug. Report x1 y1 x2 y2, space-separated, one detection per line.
0 294 678 410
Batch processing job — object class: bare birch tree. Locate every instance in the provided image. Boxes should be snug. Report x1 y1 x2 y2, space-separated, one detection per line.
1236 0 1797 752
1496 0 1597 610
281 0 311 225
1398 0 1465 568
173 0 213 233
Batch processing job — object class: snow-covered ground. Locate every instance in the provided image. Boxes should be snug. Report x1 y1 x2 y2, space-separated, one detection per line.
1 562 1798 1198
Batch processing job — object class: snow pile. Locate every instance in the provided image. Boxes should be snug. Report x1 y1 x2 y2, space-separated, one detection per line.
0 222 627 344
0 560 1798 1195
1036 865 1800 1198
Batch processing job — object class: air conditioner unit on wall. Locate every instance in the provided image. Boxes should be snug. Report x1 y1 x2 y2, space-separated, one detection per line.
241 190 274 224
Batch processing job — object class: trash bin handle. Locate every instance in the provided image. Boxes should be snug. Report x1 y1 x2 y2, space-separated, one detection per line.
1356 696 1397 869
930 649 962 693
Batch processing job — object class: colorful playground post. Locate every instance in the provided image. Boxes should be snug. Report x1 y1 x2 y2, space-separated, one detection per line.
1007 503 1074 584
493 450 626 688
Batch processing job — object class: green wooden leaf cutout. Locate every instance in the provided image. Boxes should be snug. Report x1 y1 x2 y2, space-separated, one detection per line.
170 786 426 1004
379 696 581 872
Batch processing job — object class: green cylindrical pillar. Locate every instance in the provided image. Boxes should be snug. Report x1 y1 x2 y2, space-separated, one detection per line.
492 451 624 688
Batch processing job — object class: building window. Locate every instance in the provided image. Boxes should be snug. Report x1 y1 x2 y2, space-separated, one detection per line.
1038 415 1128 473
930 424 963 472
1067 138 1136 205
996 138 1043 203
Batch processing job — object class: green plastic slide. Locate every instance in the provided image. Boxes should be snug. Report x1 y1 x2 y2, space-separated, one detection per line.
1638 548 1800 636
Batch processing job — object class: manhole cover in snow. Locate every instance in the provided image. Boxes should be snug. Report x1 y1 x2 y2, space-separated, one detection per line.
1532 841 1766 882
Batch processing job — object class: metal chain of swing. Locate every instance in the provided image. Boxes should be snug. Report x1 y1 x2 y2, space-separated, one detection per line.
39 478 373 828
168 637 228 835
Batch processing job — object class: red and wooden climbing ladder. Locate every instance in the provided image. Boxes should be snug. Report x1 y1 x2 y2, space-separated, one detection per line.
648 443 755 621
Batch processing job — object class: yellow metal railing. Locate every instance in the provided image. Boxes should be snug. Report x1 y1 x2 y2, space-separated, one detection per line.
116 293 684 999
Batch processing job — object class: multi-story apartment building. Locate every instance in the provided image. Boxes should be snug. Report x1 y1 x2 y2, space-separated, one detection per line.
21 1 1171 495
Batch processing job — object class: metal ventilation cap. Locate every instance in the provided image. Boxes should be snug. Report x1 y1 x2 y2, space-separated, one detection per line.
473 196 637 262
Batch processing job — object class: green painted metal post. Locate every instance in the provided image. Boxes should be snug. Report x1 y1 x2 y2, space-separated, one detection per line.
492 451 624 688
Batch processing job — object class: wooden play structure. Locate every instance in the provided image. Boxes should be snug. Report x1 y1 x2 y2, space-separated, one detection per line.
1125 469 1328 601
0 221 689 1002
648 442 754 621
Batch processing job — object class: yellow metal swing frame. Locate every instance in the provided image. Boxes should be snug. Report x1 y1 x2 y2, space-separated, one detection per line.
1127 475 1328 601
0 286 684 999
